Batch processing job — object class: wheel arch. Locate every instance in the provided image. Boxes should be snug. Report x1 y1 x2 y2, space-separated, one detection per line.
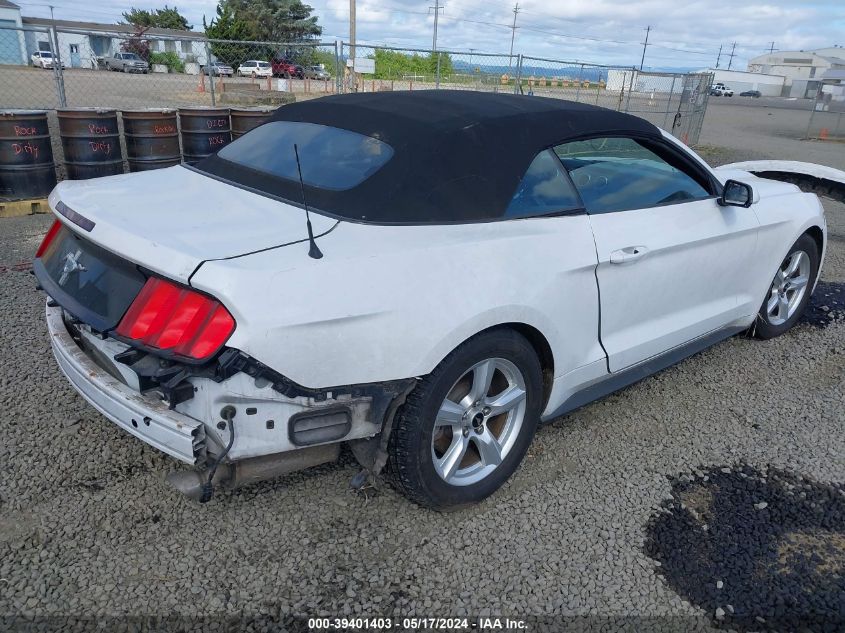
439 322 555 412
804 224 824 259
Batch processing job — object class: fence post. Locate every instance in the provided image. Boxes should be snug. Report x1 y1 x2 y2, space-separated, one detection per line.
575 64 584 102
335 41 343 94
514 54 523 95
663 75 677 128
624 68 635 112
50 27 67 107
205 42 216 106
436 52 441 89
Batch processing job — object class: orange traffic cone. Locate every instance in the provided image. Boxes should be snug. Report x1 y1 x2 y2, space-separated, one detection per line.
197 72 206 93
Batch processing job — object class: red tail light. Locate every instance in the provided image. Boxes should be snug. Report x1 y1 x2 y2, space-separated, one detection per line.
115 277 235 361
36 220 63 258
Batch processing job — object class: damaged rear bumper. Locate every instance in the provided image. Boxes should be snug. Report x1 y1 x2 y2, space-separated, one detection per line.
46 302 206 464
46 303 415 481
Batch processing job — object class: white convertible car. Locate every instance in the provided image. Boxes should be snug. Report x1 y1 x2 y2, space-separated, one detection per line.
35 91 826 509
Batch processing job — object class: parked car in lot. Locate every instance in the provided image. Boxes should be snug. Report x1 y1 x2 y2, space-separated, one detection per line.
304 65 331 80
203 61 234 77
34 91 827 509
105 52 149 73
740 90 762 98
31 50 64 69
271 57 297 77
710 83 734 97
237 60 272 78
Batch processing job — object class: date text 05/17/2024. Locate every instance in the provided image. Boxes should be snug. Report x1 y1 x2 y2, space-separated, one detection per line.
308 617 529 630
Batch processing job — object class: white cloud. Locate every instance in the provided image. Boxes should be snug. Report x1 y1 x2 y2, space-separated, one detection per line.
15 0 845 69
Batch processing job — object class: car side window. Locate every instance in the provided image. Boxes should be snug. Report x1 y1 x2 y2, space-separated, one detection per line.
553 137 711 214
503 149 582 218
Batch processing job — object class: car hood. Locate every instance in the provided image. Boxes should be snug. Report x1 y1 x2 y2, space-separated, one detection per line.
48 165 337 283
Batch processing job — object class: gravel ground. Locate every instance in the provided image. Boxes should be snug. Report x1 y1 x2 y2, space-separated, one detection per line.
696 100 845 171
0 141 843 630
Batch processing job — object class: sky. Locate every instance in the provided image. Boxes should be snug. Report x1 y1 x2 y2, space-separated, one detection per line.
13 0 845 70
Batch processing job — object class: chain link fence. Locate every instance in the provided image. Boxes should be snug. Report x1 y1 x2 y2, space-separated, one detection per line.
0 24 339 110
1 23 712 146
806 80 845 140
339 44 712 144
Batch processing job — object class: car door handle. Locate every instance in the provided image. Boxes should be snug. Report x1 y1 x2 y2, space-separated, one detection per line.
610 246 649 264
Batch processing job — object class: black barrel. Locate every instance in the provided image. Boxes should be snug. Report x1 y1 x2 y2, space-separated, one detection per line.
122 108 181 172
231 107 275 139
57 108 124 180
178 108 231 164
0 110 57 200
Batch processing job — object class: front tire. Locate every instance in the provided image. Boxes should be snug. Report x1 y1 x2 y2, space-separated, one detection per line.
388 329 543 510
753 234 819 339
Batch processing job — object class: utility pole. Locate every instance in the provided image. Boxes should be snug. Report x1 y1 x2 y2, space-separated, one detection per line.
429 0 444 52
768 41 775 54
715 44 722 69
349 0 356 60
727 41 736 70
509 3 520 58
639 25 650 71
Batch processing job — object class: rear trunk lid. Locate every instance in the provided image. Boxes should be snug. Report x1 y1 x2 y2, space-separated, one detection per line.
47 165 337 283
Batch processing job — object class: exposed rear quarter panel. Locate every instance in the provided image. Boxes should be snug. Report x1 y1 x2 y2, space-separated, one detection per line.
191 215 604 390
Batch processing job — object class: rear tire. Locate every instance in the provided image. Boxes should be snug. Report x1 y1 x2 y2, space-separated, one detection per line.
753 234 819 339
388 329 543 510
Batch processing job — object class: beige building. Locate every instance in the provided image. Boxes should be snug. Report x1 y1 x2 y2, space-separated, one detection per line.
747 47 845 98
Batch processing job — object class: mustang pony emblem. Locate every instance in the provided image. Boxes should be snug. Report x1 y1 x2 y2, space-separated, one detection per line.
58 249 86 286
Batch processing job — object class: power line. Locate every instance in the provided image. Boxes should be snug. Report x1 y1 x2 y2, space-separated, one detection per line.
349 0 356 59
429 0 444 51
727 41 737 69
508 2 520 58
639 25 650 70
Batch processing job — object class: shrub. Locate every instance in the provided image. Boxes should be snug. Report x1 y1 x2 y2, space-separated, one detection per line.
149 51 185 73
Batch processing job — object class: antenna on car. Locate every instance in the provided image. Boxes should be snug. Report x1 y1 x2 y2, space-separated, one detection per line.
293 143 323 260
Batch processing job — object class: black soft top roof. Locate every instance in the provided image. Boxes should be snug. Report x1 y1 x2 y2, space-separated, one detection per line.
198 90 661 224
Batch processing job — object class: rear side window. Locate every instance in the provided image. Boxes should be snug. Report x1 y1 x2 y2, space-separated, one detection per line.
554 137 711 214
504 150 582 218
217 121 394 191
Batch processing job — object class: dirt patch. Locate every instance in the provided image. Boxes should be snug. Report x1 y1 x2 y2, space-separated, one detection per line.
645 464 845 631
802 281 845 328
777 530 845 578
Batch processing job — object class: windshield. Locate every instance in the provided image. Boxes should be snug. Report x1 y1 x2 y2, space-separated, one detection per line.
216 121 394 191
124 53 140 60
258 62 270 68
41 51 53 57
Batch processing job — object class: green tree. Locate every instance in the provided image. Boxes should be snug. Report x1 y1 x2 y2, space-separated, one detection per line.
203 3 254 67
122 6 192 30
371 49 453 80
205 0 321 44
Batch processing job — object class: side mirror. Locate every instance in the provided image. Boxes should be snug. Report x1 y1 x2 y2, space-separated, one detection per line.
719 179 753 208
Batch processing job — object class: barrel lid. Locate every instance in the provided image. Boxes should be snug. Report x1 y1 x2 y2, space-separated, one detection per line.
1 109 48 117
178 107 231 115
230 107 277 116
57 107 118 116
122 107 177 115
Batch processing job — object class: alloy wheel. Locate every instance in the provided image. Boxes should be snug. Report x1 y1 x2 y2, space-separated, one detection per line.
767 250 810 326
431 358 527 486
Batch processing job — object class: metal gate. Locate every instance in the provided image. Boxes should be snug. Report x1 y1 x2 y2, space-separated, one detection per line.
673 72 712 145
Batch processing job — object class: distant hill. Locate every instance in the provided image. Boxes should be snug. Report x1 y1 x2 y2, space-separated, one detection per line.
450 58 703 78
